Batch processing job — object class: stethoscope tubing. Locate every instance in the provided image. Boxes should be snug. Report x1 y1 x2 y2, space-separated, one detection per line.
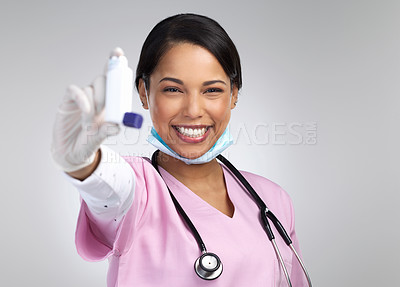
290 244 313 287
151 151 312 286
272 238 292 287
217 154 312 287
151 151 208 253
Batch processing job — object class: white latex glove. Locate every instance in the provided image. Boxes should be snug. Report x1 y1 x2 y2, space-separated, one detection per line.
51 51 122 172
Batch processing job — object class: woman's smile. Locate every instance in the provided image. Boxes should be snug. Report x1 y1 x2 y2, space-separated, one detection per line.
172 125 212 143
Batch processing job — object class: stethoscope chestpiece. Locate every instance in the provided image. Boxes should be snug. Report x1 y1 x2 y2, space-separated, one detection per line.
194 252 223 280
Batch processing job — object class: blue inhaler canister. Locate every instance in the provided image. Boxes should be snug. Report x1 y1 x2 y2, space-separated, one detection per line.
105 47 143 128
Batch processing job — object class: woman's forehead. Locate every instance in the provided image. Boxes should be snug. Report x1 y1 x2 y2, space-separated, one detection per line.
151 43 229 83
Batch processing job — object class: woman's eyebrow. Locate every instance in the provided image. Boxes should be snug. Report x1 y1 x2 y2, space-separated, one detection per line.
159 77 183 84
203 80 227 86
159 77 227 86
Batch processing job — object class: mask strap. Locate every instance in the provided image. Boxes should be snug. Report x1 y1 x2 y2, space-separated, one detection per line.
144 78 150 108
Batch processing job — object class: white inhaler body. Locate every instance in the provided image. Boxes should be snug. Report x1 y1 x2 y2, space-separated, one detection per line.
105 53 133 123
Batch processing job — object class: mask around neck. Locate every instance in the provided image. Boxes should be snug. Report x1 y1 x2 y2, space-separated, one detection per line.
146 127 233 165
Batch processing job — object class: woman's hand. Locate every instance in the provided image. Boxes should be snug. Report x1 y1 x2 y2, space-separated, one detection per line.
51 55 120 179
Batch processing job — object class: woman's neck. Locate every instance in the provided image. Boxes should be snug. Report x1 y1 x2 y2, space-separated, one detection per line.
156 151 234 217
156 151 222 185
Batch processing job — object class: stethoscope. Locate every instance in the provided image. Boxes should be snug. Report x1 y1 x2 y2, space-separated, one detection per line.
151 150 312 286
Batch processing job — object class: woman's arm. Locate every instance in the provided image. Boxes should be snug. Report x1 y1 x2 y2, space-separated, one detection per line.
65 146 136 247
67 149 101 181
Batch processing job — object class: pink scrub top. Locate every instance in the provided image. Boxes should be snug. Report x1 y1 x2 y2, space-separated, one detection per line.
75 155 307 286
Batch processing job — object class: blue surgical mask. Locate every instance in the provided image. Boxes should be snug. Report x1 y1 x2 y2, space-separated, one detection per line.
147 127 233 165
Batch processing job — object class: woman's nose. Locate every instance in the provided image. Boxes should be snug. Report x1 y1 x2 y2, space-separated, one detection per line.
183 92 204 118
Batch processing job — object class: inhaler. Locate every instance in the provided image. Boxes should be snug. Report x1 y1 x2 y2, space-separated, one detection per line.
105 47 143 128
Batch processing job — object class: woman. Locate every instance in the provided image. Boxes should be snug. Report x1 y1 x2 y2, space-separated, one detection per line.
52 13 310 286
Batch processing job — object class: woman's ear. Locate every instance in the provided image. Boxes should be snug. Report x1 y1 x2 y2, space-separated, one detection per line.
138 78 149 110
230 85 239 109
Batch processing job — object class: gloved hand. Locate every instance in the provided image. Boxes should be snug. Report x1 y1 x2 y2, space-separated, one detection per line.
51 50 121 173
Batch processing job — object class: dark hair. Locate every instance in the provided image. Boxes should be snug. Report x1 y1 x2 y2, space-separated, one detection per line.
135 13 242 91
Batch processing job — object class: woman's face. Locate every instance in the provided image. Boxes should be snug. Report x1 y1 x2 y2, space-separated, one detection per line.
139 43 238 159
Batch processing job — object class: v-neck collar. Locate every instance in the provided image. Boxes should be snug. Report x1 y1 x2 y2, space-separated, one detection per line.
158 164 237 220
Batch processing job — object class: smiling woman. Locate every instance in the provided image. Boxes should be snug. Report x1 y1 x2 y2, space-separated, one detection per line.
51 13 310 287
140 43 237 159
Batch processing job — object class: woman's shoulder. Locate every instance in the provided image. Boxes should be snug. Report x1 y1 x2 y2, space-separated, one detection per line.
234 169 289 199
228 168 295 222
120 154 148 166
120 155 154 174
239 170 282 190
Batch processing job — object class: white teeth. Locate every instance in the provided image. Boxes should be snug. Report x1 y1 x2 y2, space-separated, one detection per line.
176 126 208 138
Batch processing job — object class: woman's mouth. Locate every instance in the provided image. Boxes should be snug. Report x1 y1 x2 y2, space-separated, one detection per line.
173 125 212 143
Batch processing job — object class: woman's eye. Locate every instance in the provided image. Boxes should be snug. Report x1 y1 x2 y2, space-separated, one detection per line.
205 88 223 93
163 87 180 93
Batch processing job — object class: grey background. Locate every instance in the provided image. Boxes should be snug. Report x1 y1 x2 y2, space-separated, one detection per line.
1 0 399 286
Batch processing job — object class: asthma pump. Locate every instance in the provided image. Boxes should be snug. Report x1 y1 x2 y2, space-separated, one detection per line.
105 47 143 128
